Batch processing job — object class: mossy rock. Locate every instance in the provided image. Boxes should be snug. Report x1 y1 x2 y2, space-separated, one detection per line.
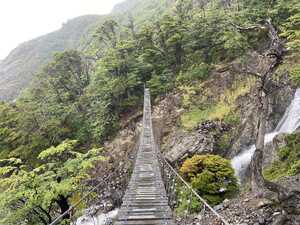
264 132 300 181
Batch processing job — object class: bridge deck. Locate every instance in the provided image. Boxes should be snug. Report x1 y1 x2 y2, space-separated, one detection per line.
115 89 175 225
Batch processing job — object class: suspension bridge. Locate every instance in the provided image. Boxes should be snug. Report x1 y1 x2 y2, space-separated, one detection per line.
50 89 230 225
115 89 230 225
115 89 175 225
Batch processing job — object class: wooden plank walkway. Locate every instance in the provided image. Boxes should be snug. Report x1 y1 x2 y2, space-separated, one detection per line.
115 89 175 225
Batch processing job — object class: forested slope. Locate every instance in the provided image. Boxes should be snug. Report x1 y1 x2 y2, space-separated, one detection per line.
0 0 174 101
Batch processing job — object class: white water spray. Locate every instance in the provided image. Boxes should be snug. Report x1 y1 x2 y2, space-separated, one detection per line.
75 208 118 225
231 89 300 180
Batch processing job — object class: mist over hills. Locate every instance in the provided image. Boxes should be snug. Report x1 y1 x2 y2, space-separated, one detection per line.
0 15 101 101
0 0 174 101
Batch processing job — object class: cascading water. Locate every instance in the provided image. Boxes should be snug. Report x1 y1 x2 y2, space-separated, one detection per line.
75 209 118 225
231 88 300 180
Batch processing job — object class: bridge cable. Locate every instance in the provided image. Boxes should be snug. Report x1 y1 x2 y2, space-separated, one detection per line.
49 161 126 225
156 149 231 225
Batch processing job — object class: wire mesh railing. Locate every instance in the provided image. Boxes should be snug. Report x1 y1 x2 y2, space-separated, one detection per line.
50 87 231 225
146 84 230 225
156 148 231 225
48 154 135 225
48 125 143 225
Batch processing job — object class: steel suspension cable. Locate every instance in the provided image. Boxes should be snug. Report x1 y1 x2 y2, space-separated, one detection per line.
156 149 231 225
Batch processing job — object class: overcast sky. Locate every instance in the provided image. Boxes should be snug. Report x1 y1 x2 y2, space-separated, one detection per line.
0 0 125 60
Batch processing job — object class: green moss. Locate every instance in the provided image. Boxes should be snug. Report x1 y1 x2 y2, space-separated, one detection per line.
288 160 300 176
263 133 300 181
181 107 214 130
180 79 253 130
263 161 290 181
289 64 300 87
179 154 238 206
278 146 290 160
223 111 240 126
217 133 232 151
175 185 202 215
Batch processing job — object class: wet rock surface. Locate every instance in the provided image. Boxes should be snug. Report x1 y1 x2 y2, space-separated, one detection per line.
164 120 232 163
230 54 295 158
176 192 300 225
174 174 300 225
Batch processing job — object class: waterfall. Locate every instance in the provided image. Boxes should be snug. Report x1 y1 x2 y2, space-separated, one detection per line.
75 209 119 225
231 89 300 180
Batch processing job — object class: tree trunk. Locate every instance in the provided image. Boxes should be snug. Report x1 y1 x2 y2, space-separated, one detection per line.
248 18 300 224
251 84 268 194
56 195 70 220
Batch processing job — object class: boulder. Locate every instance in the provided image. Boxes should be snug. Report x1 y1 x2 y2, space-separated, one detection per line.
163 120 231 163
164 130 214 163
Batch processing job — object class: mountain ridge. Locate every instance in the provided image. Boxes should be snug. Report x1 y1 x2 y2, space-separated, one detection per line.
0 15 102 101
0 0 173 101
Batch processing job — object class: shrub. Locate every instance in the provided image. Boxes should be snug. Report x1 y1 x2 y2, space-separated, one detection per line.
179 154 238 206
290 66 300 86
263 161 289 181
176 63 210 85
288 160 300 176
179 85 197 108
264 132 300 181
223 111 240 126
217 132 232 151
175 185 202 215
278 146 290 160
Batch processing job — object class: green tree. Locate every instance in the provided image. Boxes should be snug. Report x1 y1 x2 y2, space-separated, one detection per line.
0 103 21 158
95 19 119 49
0 140 104 225
280 1 300 53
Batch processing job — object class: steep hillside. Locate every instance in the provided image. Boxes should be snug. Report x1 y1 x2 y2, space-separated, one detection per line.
0 15 102 101
112 0 174 25
1 0 300 224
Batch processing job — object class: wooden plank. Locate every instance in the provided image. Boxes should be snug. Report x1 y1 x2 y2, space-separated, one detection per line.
115 89 175 225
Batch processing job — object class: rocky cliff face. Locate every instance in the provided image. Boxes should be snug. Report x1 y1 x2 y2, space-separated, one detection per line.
231 80 295 158
85 69 296 220
186 173 300 225
163 121 232 163
149 55 296 165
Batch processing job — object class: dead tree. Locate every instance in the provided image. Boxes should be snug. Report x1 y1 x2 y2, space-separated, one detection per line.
232 18 300 225
248 18 284 194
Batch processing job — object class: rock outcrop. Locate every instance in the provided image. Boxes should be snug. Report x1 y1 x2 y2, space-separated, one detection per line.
230 53 295 157
152 60 295 165
229 87 294 158
177 173 300 225
163 121 231 163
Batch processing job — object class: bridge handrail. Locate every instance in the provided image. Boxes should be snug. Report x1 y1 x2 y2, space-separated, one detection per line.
49 172 112 225
49 157 131 225
157 150 231 225
146 87 230 225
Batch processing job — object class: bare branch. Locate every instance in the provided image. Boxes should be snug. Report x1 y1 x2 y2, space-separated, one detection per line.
229 21 266 32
